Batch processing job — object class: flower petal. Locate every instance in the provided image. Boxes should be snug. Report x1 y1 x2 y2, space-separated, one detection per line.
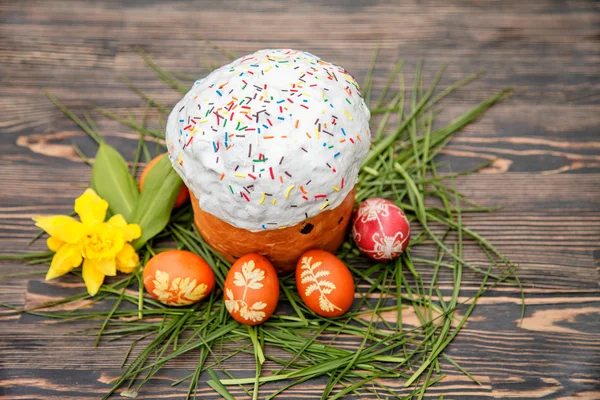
107 215 142 242
33 216 85 244
92 258 117 277
82 259 105 296
75 188 108 226
46 236 64 252
116 243 139 274
46 243 82 280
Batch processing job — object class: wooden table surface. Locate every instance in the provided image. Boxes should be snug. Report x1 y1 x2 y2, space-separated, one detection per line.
1 1 599 399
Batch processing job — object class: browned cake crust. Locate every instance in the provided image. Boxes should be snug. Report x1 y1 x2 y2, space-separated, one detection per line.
191 188 356 275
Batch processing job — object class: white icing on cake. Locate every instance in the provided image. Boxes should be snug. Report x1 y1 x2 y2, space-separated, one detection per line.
165 49 371 231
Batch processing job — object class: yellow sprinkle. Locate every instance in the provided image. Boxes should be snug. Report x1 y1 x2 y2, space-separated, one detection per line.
259 193 265 205
272 199 277 205
178 154 183 166
344 110 353 120
278 226 287 229
333 186 340 192
200 119 208 123
302 92 310 97
235 173 246 178
265 66 273 72
285 185 295 198
315 127 320 139
320 200 330 210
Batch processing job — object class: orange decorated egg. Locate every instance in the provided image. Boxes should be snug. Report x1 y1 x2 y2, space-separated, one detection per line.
143 250 215 306
140 154 190 209
296 249 354 317
224 254 279 325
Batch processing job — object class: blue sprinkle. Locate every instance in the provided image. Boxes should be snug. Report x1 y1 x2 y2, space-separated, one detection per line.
262 124 269 129
213 142 218 152
322 142 326 147
334 152 341 158
179 119 184 122
278 117 285 121
262 224 266 230
179 129 183 135
341 128 347 136
258 128 261 134
216 90 222 97
277 100 285 104
303 99 308 102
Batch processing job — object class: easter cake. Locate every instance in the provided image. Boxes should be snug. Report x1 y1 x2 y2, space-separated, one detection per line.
166 49 371 274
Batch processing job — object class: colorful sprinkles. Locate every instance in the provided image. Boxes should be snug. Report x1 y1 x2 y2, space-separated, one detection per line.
166 49 370 231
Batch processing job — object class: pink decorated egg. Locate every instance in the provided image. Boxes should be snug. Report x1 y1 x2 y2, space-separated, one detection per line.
351 198 410 261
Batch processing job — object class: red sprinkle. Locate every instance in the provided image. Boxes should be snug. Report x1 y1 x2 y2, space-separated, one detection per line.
269 167 275 179
248 173 257 180
242 192 250 202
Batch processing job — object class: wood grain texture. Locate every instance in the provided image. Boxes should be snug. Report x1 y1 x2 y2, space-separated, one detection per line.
1 0 599 399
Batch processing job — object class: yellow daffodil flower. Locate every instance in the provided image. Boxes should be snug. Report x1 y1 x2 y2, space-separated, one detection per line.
33 189 142 296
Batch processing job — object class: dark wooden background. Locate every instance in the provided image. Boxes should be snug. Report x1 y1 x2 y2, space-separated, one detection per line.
1 1 599 399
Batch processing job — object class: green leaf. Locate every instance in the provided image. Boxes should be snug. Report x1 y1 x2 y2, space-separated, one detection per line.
91 142 139 221
131 154 183 250
207 369 236 400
